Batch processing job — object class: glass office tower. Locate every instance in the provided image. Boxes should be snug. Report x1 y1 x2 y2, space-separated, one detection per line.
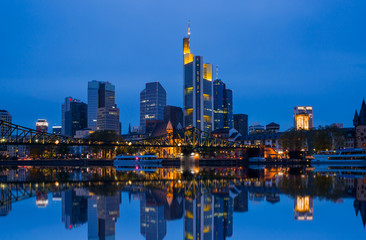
140 82 167 132
183 24 213 133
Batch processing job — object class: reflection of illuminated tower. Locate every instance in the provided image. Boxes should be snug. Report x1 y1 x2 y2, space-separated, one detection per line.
183 22 214 133
293 106 313 130
184 194 213 240
213 194 233 240
294 196 314 221
140 193 167 240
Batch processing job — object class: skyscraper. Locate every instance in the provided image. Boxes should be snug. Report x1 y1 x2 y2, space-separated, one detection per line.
88 80 121 134
140 82 167 132
62 97 88 137
183 23 214 133
164 105 183 130
0 110 12 123
213 79 233 130
0 110 12 136
234 114 248 136
293 106 313 130
36 119 48 133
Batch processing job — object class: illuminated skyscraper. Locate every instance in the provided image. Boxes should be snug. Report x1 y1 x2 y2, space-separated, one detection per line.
183 23 214 133
213 79 233 130
140 82 167 132
294 106 313 130
36 119 48 133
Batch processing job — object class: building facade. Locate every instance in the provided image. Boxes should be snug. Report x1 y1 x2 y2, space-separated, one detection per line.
0 110 12 136
294 106 313 130
88 80 121 134
353 99 366 149
36 119 49 133
213 79 233 130
234 114 248 136
183 24 214 133
62 97 88 137
52 126 62 135
164 105 183 130
140 82 167 132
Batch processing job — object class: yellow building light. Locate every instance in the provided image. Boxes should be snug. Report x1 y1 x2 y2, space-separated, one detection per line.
185 87 193 95
203 63 213 81
203 94 211 101
186 108 193 115
184 53 193 64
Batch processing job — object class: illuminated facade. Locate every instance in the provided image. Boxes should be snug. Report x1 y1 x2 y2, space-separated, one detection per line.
140 82 167 132
183 23 214 133
294 196 313 221
36 119 49 133
213 79 233 130
353 99 366 149
293 106 313 130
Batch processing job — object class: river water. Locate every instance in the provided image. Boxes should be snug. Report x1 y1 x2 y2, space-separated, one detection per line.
0 165 365 239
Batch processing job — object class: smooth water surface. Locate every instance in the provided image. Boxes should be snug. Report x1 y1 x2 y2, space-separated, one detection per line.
0 165 365 239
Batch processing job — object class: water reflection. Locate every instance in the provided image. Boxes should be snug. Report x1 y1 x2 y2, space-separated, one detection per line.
1 165 366 239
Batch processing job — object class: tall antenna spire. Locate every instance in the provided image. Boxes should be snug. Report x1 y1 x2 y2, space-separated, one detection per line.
188 20 190 38
216 65 219 80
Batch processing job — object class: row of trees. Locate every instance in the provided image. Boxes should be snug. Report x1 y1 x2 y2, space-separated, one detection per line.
279 125 347 153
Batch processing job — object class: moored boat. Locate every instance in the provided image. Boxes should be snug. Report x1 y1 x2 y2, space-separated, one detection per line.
312 148 366 164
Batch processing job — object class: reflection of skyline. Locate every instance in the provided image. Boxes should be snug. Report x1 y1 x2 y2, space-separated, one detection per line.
3 166 366 237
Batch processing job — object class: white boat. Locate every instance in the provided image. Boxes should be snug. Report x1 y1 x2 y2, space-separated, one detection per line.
114 154 162 166
313 148 366 164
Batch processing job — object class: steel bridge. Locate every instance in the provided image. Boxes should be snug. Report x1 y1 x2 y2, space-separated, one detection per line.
0 120 255 149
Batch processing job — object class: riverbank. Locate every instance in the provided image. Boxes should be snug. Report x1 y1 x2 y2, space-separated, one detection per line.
0 158 311 167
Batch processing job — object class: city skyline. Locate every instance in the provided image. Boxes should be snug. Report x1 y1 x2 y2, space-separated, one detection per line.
1 1 366 133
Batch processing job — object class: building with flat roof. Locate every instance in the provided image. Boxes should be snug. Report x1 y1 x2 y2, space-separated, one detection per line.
213 79 233 130
52 126 62 135
36 119 48 133
62 97 88 137
88 80 121 133
140 82 167 132
294 106 313 130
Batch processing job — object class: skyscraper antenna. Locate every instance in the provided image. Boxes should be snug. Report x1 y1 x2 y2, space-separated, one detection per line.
188 20 190 38
216 65 219 80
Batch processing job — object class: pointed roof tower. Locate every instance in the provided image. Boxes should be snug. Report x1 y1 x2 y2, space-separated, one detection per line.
359 98 366 125
354 110 359 126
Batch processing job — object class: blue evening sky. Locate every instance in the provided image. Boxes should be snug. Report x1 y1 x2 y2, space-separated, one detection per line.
1 0 366 133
